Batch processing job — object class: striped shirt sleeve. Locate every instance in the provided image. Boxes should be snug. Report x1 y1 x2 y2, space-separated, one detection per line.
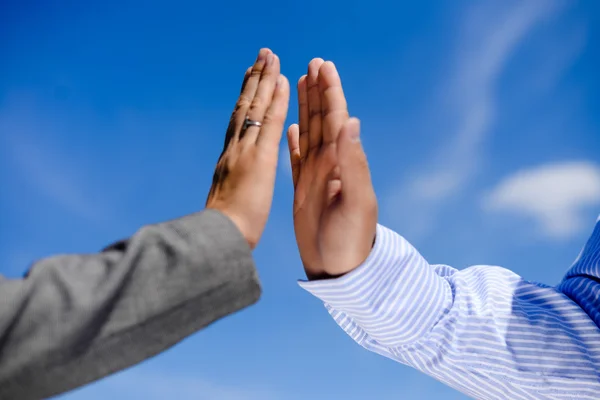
299 223 600 400
558 215 600 328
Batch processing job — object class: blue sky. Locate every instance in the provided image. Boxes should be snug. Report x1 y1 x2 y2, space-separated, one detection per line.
1 1 599 399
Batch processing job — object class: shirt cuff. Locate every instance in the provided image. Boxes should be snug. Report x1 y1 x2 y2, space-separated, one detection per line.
299 224 452 348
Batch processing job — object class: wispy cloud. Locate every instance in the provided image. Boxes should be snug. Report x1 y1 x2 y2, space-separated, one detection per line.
0 95 112 225
384 0 566 239
482 161 600 239
415 1 561 197
5 135 108 223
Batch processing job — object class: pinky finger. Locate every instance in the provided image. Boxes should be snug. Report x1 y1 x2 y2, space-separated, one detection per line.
287 124 301 187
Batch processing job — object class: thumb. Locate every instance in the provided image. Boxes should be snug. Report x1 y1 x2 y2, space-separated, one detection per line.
337 118 373 206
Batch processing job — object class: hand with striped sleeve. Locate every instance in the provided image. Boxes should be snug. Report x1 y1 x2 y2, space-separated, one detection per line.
286 59 377 280
289 60 600 399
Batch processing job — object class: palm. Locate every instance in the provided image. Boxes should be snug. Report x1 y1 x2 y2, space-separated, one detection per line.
294 169 370 278
292 145 339 276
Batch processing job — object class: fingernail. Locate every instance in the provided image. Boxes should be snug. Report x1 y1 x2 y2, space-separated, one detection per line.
266 53 274 66
276 75 285 88
257 49 268 61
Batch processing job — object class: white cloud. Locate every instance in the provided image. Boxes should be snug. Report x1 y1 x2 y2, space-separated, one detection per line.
483 161 600 239
384 0 566 239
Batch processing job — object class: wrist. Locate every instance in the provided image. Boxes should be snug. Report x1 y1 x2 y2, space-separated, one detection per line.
207 207 256 250
315 231 377 281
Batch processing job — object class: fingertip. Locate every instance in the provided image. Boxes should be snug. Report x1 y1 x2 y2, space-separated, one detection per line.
298 75 307 87
276 74 289 90
340 117 361 142
337 116 370 196
297 75 308 103
256 48 272 63
287 123 299 141
347 117 361 129
308 58 325 76
319 61 337 74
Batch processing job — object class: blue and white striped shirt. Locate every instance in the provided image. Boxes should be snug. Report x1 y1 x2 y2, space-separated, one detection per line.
299 217 600 399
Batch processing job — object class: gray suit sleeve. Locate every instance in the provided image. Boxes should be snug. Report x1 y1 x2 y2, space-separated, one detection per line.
0 209 261 400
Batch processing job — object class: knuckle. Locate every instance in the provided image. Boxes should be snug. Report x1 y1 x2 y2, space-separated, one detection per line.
309 108 321 119
225 155 236 170
249 96 265 113
308 143 321 154
299 129 309 138
263 111 282 126
250 67 263 79
260 67 275 79
307 80 319 91
322 107 347 119
236 95 252 110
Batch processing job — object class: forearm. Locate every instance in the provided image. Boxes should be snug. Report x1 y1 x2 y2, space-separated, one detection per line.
0 209 260 400
301 224 600 399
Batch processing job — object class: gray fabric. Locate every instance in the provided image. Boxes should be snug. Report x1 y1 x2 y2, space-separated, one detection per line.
0 209 261 400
